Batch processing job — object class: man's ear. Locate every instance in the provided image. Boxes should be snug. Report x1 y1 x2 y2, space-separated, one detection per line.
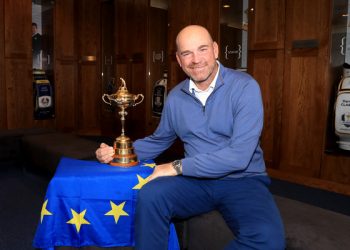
213 41 219 59
175 53 182 67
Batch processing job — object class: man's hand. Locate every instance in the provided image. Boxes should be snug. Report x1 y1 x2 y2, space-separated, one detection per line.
95 143 114 163
148 162 178 182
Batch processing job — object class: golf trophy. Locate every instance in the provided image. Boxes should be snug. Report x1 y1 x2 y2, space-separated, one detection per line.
102 78 144 167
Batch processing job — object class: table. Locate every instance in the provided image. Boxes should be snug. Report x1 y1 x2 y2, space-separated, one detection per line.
33 157 179 250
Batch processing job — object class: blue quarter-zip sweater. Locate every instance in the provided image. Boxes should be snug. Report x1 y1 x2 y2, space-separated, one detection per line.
134 63 266 179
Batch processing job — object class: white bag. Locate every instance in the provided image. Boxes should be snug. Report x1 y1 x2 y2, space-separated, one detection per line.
335 65 350 150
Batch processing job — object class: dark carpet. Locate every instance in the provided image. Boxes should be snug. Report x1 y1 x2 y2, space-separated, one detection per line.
269 178 350 216
0 164 49 250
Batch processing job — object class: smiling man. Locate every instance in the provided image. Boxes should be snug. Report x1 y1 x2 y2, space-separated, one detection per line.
96 25 285 250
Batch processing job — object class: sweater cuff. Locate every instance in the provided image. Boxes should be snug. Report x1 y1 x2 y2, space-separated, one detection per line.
181 157 196 177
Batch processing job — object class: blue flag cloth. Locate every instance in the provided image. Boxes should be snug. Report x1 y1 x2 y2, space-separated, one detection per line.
33 157 179 250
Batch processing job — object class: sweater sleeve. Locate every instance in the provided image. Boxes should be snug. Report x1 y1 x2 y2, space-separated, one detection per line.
182 80 264 178
133 99 178 161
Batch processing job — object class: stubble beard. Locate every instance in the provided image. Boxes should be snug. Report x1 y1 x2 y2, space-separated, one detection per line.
190 62 217 85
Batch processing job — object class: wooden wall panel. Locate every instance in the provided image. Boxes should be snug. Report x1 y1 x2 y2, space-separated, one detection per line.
285 0 328 45
132 0 148 55
54 0 77 132
126 0 148 116
54 62 77 131
4 0 31 58
77 0 99 57
321 154 350 185
78 63 100 133
146 7 168 135
77 0 101 135
276 0 331 178
114 0 130 57
3 0 32 129
55 0 76 60
248 50 284 169
5 58 33 128
0 0 6 128
190 0 219 42
100 0 116 137
115 0 148 55
279 50 326 177
129 61 147 140
248 0 285 50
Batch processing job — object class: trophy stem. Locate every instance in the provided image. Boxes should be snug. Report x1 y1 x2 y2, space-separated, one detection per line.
119 107 127 136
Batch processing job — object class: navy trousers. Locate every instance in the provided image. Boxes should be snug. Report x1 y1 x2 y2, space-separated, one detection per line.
135 175 285 250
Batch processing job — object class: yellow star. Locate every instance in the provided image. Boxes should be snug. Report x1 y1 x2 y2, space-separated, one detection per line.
105 201 129 223
40 199 52 223
143 163 156 168
66 209 90 233
132 174 149 189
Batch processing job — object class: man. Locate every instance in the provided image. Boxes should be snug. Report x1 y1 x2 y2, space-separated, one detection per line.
32 22 42 69
96 25 285 249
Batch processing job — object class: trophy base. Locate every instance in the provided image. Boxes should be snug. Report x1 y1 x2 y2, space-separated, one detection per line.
109 135 139 167
110 157 139 167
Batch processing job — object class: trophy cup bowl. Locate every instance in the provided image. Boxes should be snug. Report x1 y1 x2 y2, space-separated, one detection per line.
102 78 144 167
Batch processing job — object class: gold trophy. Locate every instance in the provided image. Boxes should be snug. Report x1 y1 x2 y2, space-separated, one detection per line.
102 78 144 167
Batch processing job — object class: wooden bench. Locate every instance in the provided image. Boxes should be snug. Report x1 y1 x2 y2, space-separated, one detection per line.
21 132 100 175
0 128 55 169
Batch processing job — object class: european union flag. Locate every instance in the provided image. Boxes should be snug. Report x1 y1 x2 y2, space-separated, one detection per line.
33 157 179 250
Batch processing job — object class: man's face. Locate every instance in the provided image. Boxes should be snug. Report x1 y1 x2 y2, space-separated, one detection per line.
176 30 219 86
32 25 37 35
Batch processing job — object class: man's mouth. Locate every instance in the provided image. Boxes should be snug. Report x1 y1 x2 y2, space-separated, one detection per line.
190 65 206 70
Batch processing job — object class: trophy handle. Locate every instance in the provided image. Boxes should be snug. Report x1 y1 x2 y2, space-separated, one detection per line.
133 94 144 106
102 94 112 105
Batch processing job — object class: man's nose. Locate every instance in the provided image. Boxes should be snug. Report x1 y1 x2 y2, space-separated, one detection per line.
191 52 201 63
